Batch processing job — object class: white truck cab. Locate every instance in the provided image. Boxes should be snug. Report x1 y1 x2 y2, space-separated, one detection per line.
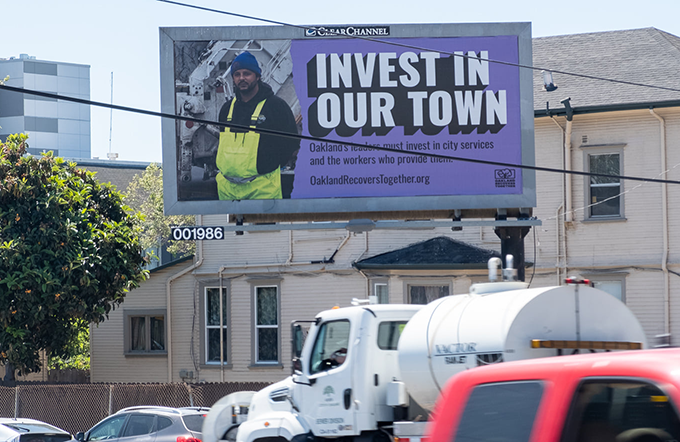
237 304 422 442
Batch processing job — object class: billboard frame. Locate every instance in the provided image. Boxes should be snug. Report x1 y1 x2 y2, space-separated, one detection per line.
160 22 535 222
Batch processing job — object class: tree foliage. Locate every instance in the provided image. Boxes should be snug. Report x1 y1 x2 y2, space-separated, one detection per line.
0 134 148 375
124 163 195 259
48 325 90 370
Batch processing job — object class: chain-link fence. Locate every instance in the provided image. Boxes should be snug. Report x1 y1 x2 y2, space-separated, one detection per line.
0 382 270 436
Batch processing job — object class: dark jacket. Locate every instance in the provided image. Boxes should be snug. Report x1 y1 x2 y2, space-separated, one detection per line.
218 81 300 175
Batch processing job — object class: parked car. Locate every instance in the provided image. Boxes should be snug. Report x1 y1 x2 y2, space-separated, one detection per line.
426 348 680 442
75 406 209 442
0 418 71 442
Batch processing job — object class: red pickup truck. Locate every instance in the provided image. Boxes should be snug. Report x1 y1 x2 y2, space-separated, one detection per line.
426 348 680 442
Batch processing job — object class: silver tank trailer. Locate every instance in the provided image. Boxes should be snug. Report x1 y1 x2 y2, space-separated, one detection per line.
397 280 648 411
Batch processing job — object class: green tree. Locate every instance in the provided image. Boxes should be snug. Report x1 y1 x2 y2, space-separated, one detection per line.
48 325 90 370
124 163 195 260
0 134 148 378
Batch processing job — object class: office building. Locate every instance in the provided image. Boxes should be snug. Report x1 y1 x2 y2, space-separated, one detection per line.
0 54 90 159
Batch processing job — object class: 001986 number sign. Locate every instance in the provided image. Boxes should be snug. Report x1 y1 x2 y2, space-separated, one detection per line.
171 226 224 241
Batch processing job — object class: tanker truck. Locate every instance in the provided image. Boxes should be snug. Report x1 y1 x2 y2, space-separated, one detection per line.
202 257 648 442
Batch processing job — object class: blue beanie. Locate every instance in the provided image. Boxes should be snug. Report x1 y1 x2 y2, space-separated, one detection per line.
231 51 261 76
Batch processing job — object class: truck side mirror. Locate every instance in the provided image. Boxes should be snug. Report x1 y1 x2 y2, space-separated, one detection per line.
291 323 305 375
290 319 315 380
293 324 304 357
292 357 302 374
75 433 85 442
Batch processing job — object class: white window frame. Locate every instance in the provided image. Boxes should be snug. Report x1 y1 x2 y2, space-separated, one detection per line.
582 145 625 221
373 281 389 304
204 287 229 365
253 284 280 365
581 273 627 303
124 309 167 355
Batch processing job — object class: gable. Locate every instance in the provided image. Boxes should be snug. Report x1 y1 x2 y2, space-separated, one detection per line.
354 236 501 270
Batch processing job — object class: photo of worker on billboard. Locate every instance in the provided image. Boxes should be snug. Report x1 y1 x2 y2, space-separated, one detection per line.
174 40 301 201
215 51 299 200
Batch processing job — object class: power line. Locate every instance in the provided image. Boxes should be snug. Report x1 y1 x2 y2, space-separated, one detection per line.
156 0 680 95
2 83 679 186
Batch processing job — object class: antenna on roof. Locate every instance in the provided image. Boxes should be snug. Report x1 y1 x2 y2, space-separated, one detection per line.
107 72 118 160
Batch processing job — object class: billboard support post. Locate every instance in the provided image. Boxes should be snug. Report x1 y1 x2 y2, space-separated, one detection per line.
495 225 531 281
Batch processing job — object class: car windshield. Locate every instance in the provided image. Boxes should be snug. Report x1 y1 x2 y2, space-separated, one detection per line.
181 415 206 433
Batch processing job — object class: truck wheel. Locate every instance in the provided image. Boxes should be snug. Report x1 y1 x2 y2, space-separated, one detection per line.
354 431 391 442
224 426 239 442
373 431 392 442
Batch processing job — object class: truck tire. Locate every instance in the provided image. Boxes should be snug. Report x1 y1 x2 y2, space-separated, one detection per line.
354 430 392 442
224 426 239 442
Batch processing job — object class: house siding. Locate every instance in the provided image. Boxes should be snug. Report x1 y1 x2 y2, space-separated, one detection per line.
90 259 196 383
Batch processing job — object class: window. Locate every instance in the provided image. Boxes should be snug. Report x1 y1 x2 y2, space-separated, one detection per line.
156 417 172 432
377 321 407 350
310 320 350 374
24 61 58 75
87 415 127 441
593 280 624 302
583 274 626 303
408 284 449 304
562 379 680 442
454 381 544 442
122 415 155 437
374 282 389 304
125 310 166 354
585 149 623 219
255 285 279 363
182 414 207 432
205 287 228 364
24 116 58 133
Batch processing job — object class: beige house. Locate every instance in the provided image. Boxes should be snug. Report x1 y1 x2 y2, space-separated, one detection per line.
90 27 680 384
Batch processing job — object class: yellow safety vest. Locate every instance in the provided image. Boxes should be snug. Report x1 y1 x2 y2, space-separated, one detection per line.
215 98 282 200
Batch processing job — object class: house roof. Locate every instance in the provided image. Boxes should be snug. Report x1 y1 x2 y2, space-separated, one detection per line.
149 254 194 274
533 28 680 115
353 236 501 270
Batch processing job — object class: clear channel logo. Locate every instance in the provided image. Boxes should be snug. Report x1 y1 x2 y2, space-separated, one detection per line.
305 26 391 38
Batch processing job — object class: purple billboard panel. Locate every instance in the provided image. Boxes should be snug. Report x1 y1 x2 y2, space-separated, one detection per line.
289 36 521 199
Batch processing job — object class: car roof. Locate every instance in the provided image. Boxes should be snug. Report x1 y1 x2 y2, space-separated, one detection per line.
444 348 680 388
115 406 210 416
0 418 70 434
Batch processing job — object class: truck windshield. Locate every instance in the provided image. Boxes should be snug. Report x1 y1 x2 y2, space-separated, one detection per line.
309 320 350 375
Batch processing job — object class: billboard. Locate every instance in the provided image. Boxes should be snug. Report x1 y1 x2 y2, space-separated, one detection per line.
160 23 535 220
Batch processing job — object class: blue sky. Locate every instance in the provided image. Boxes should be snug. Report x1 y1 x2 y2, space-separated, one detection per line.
3 0 680 163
